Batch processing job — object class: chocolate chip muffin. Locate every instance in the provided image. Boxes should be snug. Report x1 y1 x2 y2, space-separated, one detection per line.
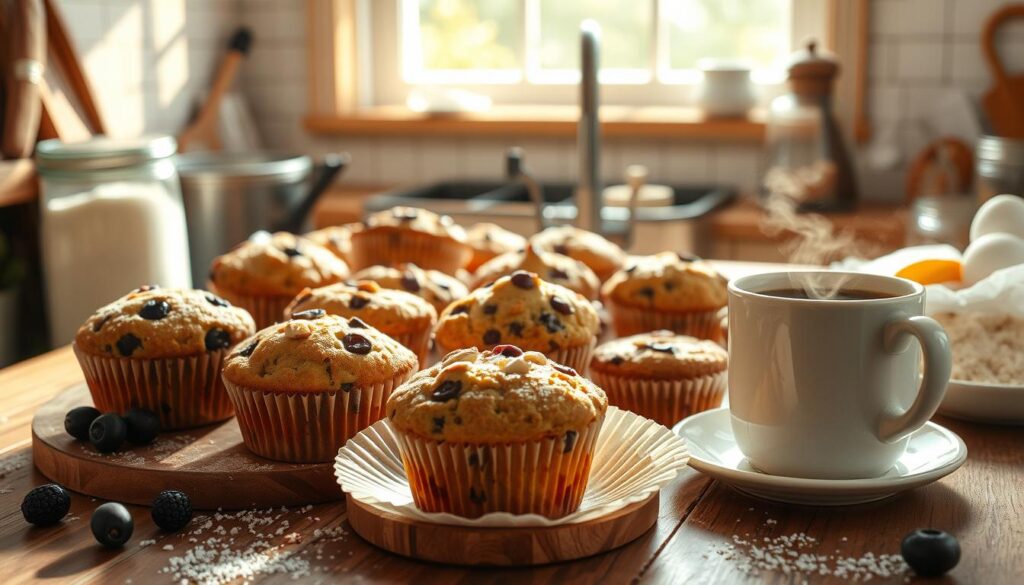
352 263 469 315
304 223 361 266
349 206 472 274
208 231 349 329
529 225 627 282
387 345 607 518
222 311 417 462
601 252 727 340
471 243 601 300
284 280 437 366
590 331 727 426
464 222 526 272
73 286 256 429
434 270 600 372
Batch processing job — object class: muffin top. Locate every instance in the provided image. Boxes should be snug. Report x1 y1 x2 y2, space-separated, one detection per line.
387 345 607 443
465 223 526 265
435 271 600 353
529 226 626 281
362 206 467 241
284 280 437 335
601 252 728 311
223 312 417 392
590 330 728 380
472 244 601 300
304 223 361 264
75 286 256 359
209 232 349 297
352 263 469 314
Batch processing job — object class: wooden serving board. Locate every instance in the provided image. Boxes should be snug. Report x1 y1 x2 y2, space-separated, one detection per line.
345 492 660 566
31 383 341 509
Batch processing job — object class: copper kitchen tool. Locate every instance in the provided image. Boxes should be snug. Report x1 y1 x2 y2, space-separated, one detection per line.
981 4 1024 139
2 0 45 159
178 28 253 152
905 137 974 201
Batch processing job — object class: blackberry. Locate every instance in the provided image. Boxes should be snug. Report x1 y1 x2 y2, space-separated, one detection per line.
21 484 71 526
123 408 160 444
91 502 133 547
151 490 193 532
65 406 101 441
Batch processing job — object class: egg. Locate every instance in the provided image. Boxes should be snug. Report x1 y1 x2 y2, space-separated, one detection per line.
970 194 1024 242
962 232 1024 285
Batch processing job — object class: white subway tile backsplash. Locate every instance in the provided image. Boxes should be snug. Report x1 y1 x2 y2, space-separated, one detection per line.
662 143 716 185
895 41 945 81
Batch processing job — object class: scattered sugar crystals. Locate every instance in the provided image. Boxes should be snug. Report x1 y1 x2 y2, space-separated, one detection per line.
0 451 29 478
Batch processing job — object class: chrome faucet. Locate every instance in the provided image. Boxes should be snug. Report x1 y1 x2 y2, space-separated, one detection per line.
577 19 602 233
505 147 545 232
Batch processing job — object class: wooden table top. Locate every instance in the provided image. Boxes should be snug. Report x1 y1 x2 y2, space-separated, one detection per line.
0 262 1019 584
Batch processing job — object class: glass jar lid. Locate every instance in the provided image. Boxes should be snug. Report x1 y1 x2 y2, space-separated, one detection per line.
36 135 178 172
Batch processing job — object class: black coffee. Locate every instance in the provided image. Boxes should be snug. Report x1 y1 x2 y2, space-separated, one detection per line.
762 288 893 300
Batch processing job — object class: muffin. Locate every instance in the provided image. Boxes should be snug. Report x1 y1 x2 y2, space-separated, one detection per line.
73 286 256 430
464 222 526 272
349 206 472 273
471 244 601 299
434 271 600 372
222 312 417 463
602 252 727 340
208 231 349 329
387 345 607 518
590 331 727 426
530 226 627 282
284 280 437 366
352 263 469 315
304 223 361 265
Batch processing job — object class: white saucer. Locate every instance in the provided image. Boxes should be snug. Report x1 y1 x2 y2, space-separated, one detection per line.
673 408 967 506
938 378 1024 425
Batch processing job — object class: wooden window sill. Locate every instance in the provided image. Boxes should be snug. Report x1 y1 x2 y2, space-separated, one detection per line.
303 105 766 141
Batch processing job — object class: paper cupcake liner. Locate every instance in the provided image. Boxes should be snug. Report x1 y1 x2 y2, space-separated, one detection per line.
436 337 596 374
350 229 472 274
590 369 726 427
388 327 433 368
223 365 415 463
606 302 723 341
73 344 234 430
335 406 689 527
207 282 292 330
395 417 603 519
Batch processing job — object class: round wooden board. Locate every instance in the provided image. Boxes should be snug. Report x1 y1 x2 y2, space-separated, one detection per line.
31 383 341 510
345 492 660 566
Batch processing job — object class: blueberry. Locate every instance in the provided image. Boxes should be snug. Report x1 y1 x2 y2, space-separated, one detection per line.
401 272 420 292
116 334 142 357
482 304 497 315
349 295 370 310
282 246 302 258
151 490 192 532
123 408 160 445
65 406 101 441
507 322 524 337
204 328 232 351
549 296 574 315
138 300 170 320
637 287 655 300
342 333 372 355
482 329 501 345
538 311 564 333
89 413 127 453
348 317 368 329
431 380 462 402
238 338 259 357
609 356 625 365
21 484 71 526
205 294 230 308
642 342 675 354
291 308 325 320
901 529 960 577
510 270 535 290
90 502 134 547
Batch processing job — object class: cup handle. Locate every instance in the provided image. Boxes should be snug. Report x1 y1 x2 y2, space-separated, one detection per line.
877 315 952 443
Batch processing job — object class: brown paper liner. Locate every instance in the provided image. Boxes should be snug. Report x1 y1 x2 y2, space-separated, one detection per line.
388 327 433 368
73 344 234 430
606 301 724 342
590 369 726 427
436 337 596 374
207 282 292 330
396 417 603 518
223 365 415 463
349 228 472 274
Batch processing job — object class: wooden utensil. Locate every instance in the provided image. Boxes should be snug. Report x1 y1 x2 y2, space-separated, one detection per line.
178 28 253 152
2 0 45 159
40 0 105 135
981 4 1024 139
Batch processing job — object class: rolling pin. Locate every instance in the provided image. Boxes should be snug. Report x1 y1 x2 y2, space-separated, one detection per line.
2 0 46 159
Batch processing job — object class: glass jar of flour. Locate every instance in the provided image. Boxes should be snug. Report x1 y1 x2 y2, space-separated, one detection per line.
36 136 192 345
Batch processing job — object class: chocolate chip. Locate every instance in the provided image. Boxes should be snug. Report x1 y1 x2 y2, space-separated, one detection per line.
341 382 355 392
135 284 159 293
564 430 578 453
549 296 573 315
553 243 569 255
643 342 675 354
469 487 487 504
431 379 462 402
432 416 445 433
400 272 421 292
116 334 142 357
139 300 170 320
677 252 701 262
450 305 469 316
205 328 232 351
549 268 569 280
342 333 372 354
538 311 564 333
552 363 578 377
482 304 497 315
507 322 524 337
637 286 655 300
291 308 325 320
206 294 230 307
282 246 302 258
239 338 259 357
609 355 624 365
492 344 523 357
349 295 370 310
483 329 501 345
510 270 535 290
93 314 111 332
348 317 368 329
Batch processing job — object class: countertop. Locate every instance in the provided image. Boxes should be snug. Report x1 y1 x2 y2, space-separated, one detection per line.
0 260 1019 584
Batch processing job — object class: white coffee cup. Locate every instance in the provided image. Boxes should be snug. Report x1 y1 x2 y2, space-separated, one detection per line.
728 271 952 479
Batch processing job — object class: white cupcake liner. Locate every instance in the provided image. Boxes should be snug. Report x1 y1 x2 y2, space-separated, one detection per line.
73 344 233 431
223 365 415 463
207 282 291 330
606 302 723 342
335 406 689 527
590 368 726 427
350 229 472 274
